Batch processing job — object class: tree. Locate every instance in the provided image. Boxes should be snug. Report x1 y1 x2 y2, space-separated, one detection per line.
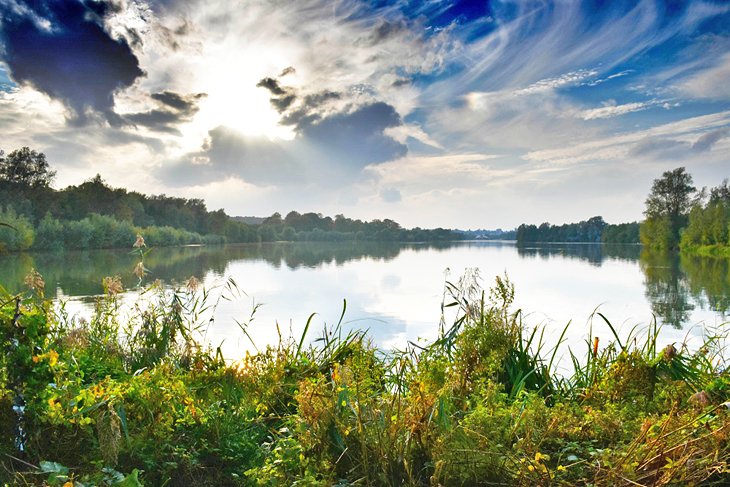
0 147 56 187
641 167 696 249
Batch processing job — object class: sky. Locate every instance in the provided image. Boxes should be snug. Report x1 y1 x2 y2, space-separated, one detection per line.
1 0 729 229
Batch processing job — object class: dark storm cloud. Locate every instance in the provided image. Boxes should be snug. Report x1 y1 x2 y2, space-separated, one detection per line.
0 0 144 124
692 128 729 152
126 91 207 134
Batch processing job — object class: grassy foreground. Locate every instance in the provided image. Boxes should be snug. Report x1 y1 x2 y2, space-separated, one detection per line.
1 270 729 486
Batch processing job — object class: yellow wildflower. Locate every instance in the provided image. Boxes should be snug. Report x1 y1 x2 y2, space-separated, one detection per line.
557 465 567 472
63 481 74 487
47 349 59 367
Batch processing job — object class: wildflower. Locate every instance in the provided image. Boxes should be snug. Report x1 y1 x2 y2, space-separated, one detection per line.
32 350 59 366
47 349 59 367
133 261 146 279
133 234 146 248
90 384 105 398
63 481 74 487
528 465 535 472
24 268 45 293
557 465 567 472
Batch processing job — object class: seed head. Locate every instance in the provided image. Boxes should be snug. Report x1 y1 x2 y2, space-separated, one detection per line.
133 234 146 248
24 268 45 293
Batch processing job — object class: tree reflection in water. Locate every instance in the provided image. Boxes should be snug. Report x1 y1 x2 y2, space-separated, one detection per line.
1 242 728 330
639 250 694 329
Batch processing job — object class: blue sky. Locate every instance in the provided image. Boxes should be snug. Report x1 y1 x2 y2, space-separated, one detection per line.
1 0 729 228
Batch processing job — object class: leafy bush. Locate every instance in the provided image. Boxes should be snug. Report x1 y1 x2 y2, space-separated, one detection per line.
0 207 34 252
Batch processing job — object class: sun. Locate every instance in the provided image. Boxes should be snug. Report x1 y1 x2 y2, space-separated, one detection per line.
181 43 297 145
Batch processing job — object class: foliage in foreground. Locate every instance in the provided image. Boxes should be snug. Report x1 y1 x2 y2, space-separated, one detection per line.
1 270 729 486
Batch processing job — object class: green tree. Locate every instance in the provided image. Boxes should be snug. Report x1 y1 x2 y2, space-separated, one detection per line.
0 147 56 187
640 167 696 249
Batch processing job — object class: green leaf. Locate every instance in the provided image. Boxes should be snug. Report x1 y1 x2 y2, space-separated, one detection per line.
114 469 143 487
40 461 69 474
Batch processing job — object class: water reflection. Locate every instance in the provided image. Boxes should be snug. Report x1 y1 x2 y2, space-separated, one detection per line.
516 242 641 266
639 251 694 329
0 242 728 335
680 254 730 315
0 242 440 296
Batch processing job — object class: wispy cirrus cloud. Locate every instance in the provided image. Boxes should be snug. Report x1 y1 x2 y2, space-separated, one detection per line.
524 111 730 166
580 101 652 120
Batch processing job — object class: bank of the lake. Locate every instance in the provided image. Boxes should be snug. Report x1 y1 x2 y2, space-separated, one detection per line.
1 271 728 486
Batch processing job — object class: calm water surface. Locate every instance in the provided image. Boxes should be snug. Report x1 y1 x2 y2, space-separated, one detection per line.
2 241 728 367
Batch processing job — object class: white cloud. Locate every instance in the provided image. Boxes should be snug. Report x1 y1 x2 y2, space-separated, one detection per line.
679 52 730 99
524 110 730 166
580 101 650 120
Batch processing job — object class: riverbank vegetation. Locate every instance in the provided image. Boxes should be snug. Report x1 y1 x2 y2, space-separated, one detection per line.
641 168 730 255
516 216 640 245
1 267 728 485
515 166 730 255
0 147 463 253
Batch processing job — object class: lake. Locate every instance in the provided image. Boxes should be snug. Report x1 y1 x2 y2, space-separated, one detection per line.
1 241 728 369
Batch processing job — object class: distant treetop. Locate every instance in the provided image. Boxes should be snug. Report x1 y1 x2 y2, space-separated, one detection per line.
0 146 56 188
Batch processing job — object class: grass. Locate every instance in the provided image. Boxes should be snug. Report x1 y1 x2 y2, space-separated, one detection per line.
0 266 729 486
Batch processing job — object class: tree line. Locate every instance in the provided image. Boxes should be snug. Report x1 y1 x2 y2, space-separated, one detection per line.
0 147 463 252
514 166 729 253
516 216 640 245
